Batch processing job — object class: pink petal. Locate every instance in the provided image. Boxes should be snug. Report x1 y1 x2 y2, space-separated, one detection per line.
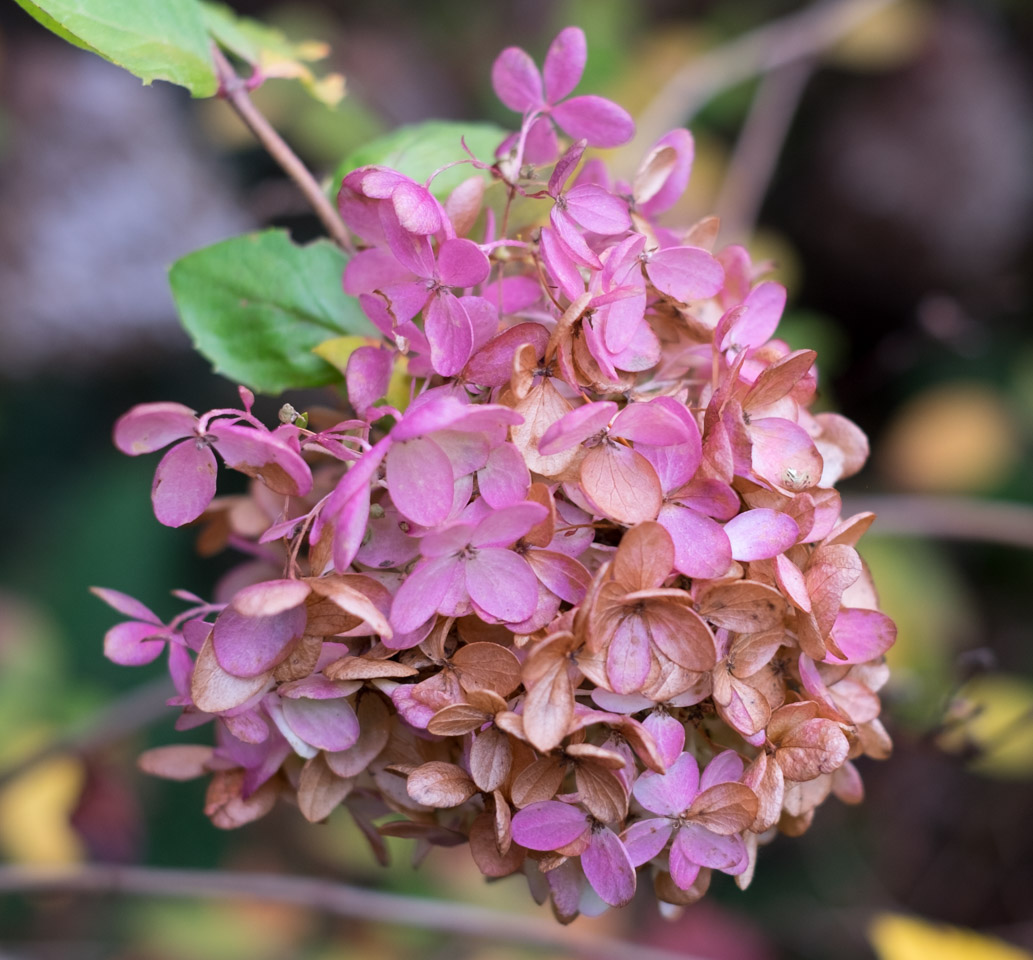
421 523 475 559
511 800 587 851
539 225 585 301
552 95 634 148
212 603 306 678
391 180 442 235
386 436 455 527
457 295 499 353
346 346 393 417
463 322 549 388
622 817 673 867
646 246 724 302
380 205 437 278
391 555 463 633
582 828 637 907
643 712 686 768
598 287 647 355
824 609 897 665
104 621 166 666
114 402 196 455
522 115 560 166
425 292 475 377
633 752 700 816
91 587 161 624
724 508 800 562
551 206 602 269
492 46 543 112
343 247 412 296
281 696 360 753
208 423 312 497
526 550 592 605
543 26 586 103
657 503 732 579
608 317 661 372
376 280 430 326
749 418 824 492
465 548 538 622
152 440 217 527
539 400 617 455
437 237 490 288
638 129 694 218
673 823 746 872
723 282 786 351
610 396 699 447
564 184 631 235
477 443 531 508
700 750 745 790
548 139 587 197
581 444 662 525
472 502 547 548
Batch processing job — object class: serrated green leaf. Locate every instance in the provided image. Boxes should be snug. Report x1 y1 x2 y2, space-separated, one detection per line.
333 120 508 199
14 0 217 97
169 230 375 395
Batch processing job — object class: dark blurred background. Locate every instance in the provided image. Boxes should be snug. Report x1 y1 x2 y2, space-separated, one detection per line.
2 1 1033 958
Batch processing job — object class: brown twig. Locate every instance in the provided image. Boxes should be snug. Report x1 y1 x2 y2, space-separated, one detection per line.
211 46 354 252
0 677 174 792
845 495 1033 551
714 58 816 244
630 0 899 152
0 864 716 960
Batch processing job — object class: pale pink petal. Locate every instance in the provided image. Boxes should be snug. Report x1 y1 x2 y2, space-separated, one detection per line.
551 206 602 269
543 26 586 102
548 139 587 197
522 115 560 166
700 750 745 790
477 442 531 508
581 445 663 524
724 508 800 561
471 502 547 548
723 282 786 351
552 95 634 148
420 522 474 559
511 800 588 850
208 423 312 497
492 46 544 113
91 587 161 624
775 553 811 612
355 503 420 569
638 129 694 218
667 833 702 890
346 346 393 417
425 292 475 377
674 479 740 520
608 318 661 372
674 822 746 873
825 609 897 665
465 548 538 622
622 818 673 867
526 550 592 604
391 555 463 633
482 275 542 314
114 402 196 454
430 430 490 477
610 396 699 447
391 180 442 235
437 237 490 288
643 712 686 768
539 401 617 455
607 616 653 695
379 205 437 277
564 184 631 235
152 440 217 528
598 287 646 354
281 696 360 752
637 443 698 493
633 752 700 816
582 828 637 907
457 295 499 353
749 418 824 492
646 246 724 302
657 503 732 579
104 621 166 666
386 436 455 527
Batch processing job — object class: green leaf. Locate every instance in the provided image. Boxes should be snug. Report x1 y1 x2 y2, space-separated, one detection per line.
333 120 508 199
169 230 376 394
14 0 217 97
200 2 344 106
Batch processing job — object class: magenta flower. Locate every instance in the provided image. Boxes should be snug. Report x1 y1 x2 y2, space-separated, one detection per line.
492 27 634 165
511 799 636 907
623 751 758 890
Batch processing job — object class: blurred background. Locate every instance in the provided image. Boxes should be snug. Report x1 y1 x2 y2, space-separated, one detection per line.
2 0 1033 958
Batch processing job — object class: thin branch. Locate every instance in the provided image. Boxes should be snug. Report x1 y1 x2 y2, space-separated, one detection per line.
212 46 354 253
0 677 174 791
845 495 1033 551
714 58 816 244
630 0 899 151
0 864 716 960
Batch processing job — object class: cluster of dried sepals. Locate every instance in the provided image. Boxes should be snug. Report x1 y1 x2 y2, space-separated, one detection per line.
99 27 896 921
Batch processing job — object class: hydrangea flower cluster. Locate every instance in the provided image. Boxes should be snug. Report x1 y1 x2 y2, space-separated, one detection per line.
99 27 896 920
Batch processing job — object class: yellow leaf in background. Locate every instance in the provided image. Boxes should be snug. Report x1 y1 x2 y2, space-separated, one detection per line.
313 336 413 413
829 0 934 70
870 913 1032 960
0 753 85 864
879 381 1019 493
938 674 1033 779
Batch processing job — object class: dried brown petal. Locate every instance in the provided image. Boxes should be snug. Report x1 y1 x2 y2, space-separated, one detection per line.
273 634 324 682
137 745 213 781
776 718 850 782
453 642 522 697
324 656 418 680
686 782 758 835
613 522 674 592
469 811 525 877
511 380 578 477
298 753 354 822
743 751 785 833
305 574 393 639
324 692 391 778
470 727 513 793
378 821 467 846
510 756 566 808
655 867 711 906
205 770 277 829
522 657 575 754
696 580 786 633
427 702 493 737
580 444 662 525
405 761 478 809
523 482 557 547
574 761 628 822
191 635 271 714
